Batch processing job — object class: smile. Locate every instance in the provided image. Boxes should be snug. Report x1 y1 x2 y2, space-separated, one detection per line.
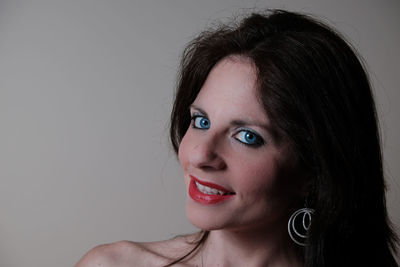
195 181 227 195
188 175 235 205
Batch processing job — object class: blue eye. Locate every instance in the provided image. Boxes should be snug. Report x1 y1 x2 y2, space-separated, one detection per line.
235 130 264 146
192 116 210 129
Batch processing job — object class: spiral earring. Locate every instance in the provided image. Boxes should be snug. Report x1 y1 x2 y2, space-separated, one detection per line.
287 208 314 246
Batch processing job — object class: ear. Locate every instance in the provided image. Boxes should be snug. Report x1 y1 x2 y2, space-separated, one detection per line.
298 173 314 199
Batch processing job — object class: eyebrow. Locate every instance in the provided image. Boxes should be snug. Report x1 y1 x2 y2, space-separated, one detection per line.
190 104 271 131
230 119 270 130
189 104 208 116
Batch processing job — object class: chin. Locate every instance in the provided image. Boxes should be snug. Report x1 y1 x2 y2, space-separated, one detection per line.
186 200 232 230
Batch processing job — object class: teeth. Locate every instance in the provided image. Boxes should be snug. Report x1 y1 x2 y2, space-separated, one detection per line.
195 181 225 195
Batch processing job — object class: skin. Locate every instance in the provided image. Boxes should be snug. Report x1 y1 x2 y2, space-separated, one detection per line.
75 56 306 267
74 235 204 267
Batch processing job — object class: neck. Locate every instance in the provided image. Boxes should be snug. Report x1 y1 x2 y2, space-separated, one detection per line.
200 224 303 267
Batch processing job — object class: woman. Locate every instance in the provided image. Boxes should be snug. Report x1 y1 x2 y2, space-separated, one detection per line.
76 10 398 267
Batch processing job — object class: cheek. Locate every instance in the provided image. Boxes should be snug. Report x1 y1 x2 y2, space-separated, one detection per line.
234 157 280 192
178 133 192 189
233 155 298 206
178 134 189 167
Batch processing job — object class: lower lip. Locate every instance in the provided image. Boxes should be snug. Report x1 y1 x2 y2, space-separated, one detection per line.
188 178 234 205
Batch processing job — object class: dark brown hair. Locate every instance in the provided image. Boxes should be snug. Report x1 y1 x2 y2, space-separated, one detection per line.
169 9 398 266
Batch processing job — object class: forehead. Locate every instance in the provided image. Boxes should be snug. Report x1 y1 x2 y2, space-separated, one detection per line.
202 56 258 97
193 56 266 119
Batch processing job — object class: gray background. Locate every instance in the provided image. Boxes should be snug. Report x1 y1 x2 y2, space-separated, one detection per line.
0 0 399 266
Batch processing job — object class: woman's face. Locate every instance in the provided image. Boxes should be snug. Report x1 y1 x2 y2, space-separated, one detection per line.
178 57 305 233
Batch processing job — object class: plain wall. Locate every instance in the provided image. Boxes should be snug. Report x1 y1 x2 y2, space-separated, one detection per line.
0 0 399 266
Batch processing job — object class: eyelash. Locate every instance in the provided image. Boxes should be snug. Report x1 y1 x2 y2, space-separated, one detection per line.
190 114 210 130
233 128 265 147
190 114 265 148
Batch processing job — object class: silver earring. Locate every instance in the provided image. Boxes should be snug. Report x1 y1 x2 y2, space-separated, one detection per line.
287 208 314 246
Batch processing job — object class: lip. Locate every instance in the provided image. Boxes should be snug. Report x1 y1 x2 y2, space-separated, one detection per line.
188 175 235 205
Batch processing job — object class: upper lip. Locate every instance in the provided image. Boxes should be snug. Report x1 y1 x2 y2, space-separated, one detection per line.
190 175 235 194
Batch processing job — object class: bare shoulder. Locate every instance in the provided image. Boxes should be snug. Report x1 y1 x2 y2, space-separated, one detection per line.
75 233 201 267
75 240 154 267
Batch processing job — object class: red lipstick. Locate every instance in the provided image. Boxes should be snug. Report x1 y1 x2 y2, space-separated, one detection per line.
188 175 235 205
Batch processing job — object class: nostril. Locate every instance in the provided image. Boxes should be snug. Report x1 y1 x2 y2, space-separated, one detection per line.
213 158 227 170
187 134 226 170
189 148 226 170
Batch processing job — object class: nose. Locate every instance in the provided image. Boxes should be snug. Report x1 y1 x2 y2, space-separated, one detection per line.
188 135 226 170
